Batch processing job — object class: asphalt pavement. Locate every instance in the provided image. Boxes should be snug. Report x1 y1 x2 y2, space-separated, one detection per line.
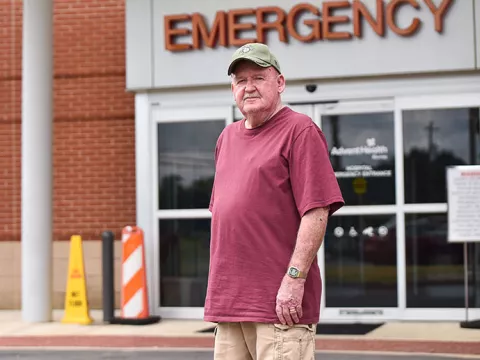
0 350 476 360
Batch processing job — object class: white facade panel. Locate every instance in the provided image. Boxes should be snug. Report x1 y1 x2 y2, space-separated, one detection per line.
126 0 153 89
139 0 477 89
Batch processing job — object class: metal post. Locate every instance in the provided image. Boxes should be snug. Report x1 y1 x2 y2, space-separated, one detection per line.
102 231 115 323
21 0 53 323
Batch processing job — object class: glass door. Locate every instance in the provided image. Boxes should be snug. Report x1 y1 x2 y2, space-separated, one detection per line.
396 93 480 321
317 100 400 322
291 95 480 322
151 95 480 322
290 100 400 322
152 106 232 319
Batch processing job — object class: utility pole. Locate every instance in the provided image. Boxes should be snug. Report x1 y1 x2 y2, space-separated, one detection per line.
425 121 439 161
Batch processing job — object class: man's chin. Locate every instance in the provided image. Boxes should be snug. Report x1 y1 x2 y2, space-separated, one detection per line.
242 105 263 114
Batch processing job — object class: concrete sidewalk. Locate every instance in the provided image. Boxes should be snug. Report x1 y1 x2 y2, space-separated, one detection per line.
0 310 479 356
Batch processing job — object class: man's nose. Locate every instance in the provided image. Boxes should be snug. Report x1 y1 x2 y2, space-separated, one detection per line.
245 81 256 92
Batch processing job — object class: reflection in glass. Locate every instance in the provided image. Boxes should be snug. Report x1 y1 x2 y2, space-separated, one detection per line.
406 213 480 308
324 215 397 307
158 120 224 210
322 113 395 205
159 219 210 307
403 108 480 204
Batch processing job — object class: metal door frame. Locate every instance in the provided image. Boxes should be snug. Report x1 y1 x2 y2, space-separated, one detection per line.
396 92 480 321
293 94 480 322
148 94 480 321
152 105 233 319
291 100 401 322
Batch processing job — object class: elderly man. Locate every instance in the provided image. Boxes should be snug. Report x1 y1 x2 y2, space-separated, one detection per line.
205 43 344 360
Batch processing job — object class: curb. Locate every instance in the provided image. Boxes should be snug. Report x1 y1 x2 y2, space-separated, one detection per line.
0 336 479 355
315 339 480 356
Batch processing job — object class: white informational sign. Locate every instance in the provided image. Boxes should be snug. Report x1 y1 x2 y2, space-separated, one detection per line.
447 165 480 243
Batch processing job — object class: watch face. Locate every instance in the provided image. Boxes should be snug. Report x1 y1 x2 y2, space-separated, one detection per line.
289 267 299 277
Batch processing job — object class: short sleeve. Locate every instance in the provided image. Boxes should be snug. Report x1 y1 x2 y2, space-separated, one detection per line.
209 181 215 212
289 125 344 217
209 132 223 212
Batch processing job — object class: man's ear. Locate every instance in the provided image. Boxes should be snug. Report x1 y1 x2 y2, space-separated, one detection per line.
231 75 236 94
277 74 286 94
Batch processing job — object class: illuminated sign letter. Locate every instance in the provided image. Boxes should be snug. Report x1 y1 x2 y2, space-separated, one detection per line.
286 3 322 42
322 1 353 40
192 11 227 49
352 0 385 38
424 0 453 33
386 0 421 37
164 14 193 51
256 6 287 44
228 8 257 46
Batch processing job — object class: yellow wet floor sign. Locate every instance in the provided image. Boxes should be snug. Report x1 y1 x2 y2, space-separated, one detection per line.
62 235 93 325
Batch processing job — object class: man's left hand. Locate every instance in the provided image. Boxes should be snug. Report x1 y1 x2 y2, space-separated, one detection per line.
275 275 305 326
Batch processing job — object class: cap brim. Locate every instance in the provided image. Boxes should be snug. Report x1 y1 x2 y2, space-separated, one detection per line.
227 56 272 75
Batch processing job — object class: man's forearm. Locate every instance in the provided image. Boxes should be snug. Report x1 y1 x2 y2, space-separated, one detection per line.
288 206 330 276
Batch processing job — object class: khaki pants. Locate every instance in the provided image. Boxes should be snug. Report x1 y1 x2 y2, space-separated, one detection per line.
213 322 316 360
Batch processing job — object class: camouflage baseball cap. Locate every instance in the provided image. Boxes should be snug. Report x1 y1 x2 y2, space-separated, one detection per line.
227 43 281 75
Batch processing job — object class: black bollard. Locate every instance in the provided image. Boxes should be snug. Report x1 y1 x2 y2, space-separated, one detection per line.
102 230 115 323
102 228 160 325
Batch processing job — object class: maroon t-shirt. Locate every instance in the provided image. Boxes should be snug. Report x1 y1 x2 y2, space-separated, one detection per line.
204 106 344 324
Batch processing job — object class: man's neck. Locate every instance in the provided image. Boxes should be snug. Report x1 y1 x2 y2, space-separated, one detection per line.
245 102 284 129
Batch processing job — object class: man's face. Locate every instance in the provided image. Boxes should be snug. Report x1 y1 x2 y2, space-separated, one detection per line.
231 61 285 116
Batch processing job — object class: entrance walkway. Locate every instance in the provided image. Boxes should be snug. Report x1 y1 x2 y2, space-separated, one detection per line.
0 310 479 356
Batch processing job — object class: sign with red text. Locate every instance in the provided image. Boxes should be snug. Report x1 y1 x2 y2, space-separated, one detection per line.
125 0 478 89
447 165 480 243
164 1 453 52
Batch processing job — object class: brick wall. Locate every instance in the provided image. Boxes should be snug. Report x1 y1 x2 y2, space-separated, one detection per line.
0 0 136 242
0 0 22 242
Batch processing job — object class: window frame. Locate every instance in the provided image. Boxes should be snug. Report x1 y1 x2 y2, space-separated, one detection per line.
396 92 480 319
152 106 232 317
396 92 480 214
140 88 480 321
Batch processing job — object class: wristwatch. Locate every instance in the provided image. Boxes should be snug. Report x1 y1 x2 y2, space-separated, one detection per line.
287 266 307 279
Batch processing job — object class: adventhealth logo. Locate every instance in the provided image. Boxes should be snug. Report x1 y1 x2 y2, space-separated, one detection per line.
330 138 389 159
